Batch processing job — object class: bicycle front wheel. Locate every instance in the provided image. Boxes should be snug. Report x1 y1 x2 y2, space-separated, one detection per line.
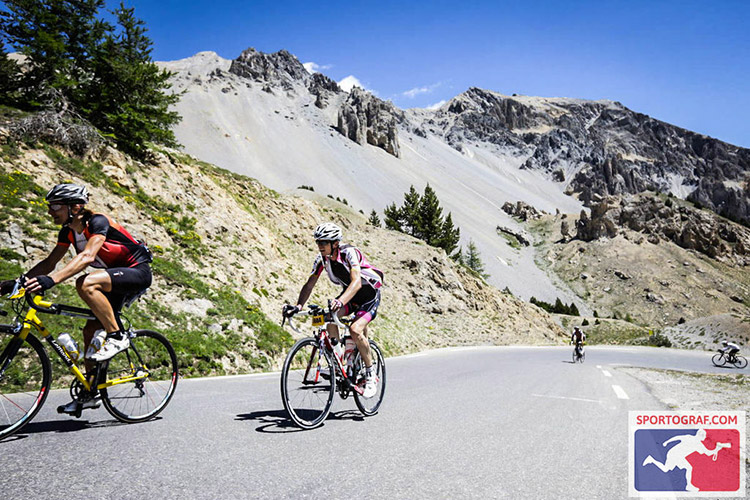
281 337 335 429
0 333 51 440
353 340 386 416
101 330 178 423
579 350 586 363
711 353 726 367
733 356 748 369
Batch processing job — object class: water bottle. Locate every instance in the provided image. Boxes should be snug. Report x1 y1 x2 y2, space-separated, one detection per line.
344 336 356 367
57 333 79 361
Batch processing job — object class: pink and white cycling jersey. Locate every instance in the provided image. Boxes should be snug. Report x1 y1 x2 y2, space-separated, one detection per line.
311 244 384 290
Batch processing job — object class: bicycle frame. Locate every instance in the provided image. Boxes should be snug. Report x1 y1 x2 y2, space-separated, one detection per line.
287 307 364 396
1 288 149 393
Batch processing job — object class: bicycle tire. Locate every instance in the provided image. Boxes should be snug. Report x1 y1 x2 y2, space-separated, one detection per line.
281 337 335 429
732 355 748 369
0 333 51 440
579 350 586 363
711 353 726 367
101 330 178 423
353 340 386 416
572 349 577 363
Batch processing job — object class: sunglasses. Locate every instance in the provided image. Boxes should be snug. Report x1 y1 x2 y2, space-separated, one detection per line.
48 203 66 211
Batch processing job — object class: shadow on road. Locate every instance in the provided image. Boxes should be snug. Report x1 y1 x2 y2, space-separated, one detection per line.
236 409 365 433
235 409 302 433
1 416 137 443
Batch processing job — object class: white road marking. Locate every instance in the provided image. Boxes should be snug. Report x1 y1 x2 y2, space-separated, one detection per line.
612 385 629 400
602 370 612 378
596 365 602 369
532 393 600 403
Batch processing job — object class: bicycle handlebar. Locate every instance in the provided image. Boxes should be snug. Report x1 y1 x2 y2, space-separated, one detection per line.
283 303 345 335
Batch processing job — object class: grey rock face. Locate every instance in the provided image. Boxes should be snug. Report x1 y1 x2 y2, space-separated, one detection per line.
420 87 750 226
229 48 309 90
576 193 750 265
308 73 339 109
501 201 548 221
337 87 402 158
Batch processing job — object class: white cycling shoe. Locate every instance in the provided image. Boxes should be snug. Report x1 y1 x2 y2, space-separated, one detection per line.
362 370 378 399
88 336 129 362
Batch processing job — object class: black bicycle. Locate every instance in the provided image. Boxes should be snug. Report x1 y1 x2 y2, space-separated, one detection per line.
572 342 585 363
711 350 748 369
280 304 386 429
0 278 178 440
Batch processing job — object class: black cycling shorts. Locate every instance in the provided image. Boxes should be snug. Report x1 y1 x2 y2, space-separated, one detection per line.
339 287 381 323
104 263 152 312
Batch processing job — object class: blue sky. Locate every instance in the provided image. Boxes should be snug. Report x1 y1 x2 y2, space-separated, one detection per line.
4 1 750 147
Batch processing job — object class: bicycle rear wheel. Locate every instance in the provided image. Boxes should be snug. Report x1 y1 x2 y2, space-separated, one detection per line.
281 337 335 429
101 330 178 423
353 340 386 416
711 353 726 367
0 333 51 440
732 355 748 369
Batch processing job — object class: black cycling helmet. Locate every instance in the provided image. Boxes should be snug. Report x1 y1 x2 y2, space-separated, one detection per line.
46 183 89 205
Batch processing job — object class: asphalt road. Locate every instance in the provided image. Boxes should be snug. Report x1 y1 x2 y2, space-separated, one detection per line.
0 346 740 499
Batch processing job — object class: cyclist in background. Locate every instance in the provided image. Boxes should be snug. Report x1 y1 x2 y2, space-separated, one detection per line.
571 326 586 359
284 222 383 398
18 183 152 414
719 340 740 360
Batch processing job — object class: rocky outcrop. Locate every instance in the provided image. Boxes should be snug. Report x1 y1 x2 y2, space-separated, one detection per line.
308 72 339 109
337 87 402 158
415 87 750 226
502 201 548 221
229 48 309 90
575 193 750 265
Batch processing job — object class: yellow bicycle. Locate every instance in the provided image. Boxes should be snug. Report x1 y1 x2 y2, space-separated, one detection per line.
0 278 178 440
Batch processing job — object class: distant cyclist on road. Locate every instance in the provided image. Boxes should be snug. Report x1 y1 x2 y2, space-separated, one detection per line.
284 222 383 398
719 341 740 360
4 183 152 414
571 326 586 358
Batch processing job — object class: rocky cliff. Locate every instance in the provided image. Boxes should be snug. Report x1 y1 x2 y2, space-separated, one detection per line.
412 87 750 225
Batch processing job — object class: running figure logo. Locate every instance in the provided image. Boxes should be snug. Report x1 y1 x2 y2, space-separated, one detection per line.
629 412 745 497
640 429 732 492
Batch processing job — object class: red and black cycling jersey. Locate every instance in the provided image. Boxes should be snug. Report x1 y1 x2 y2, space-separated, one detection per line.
56 213 151 269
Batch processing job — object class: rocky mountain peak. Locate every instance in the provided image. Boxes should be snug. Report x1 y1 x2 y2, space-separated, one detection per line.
337 86 403 158
229 48 309 90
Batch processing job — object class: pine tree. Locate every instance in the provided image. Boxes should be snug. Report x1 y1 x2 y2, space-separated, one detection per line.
418 184 443 245
0 43 20 105
401 185 421 237
383 202 402 231
368 210 381 227
438 212 460 255
465 239 488 278
452 246 464 265
1 0 107 106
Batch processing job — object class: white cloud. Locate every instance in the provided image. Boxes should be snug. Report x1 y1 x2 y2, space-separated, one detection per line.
302 61 332 74
401 82 442 99
425 100 447 110
338 75 367 93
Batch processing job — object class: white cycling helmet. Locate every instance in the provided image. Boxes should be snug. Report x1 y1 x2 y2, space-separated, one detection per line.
46 183 89 205
313 222 342 242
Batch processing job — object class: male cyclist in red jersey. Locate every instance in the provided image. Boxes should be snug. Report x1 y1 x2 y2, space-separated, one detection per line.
15 183 152 414
284 222 383 398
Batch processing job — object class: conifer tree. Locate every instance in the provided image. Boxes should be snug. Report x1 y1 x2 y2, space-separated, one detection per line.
1 0 107 106
0 43 20 105
383 202 402 231
402 185 421 237
418 183 443 245
465 239 488 278
86 4 180 155
438 212 460 255
368 210 381 227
